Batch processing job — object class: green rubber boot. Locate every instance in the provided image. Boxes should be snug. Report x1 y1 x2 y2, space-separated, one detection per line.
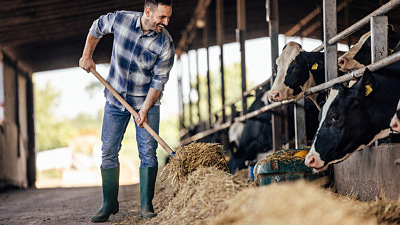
91 166 120 223
140 167 158 219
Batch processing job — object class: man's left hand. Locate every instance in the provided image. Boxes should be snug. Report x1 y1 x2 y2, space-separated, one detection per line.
136 109 148 128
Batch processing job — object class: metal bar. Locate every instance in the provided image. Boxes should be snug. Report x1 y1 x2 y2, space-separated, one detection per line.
313 0 400 52
235 100 295 123
181 121 231 145
305 51 400 95
370 16 388 63
184 51 400 143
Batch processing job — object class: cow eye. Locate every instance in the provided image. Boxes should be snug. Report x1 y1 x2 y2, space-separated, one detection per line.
330 115 339 122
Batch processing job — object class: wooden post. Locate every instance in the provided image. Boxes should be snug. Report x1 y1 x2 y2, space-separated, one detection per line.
187 52 193 127
216 0 226 123
267 0 283 151
370 16 388 63
237 0 247 115
196 50 201 123
323 0 338 82
177 58 185 130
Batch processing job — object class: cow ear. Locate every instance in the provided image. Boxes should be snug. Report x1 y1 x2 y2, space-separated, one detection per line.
355 68 375 98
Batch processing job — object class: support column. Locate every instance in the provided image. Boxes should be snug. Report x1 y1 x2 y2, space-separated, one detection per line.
216 0 226 123
370 16 388 63
323 0 338 81
237 0 247 115
187 52 193 127
195 50 201 123
177 58 185 130
267 0 283 151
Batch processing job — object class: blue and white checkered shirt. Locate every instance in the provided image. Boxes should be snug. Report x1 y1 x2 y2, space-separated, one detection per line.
89 11 175 110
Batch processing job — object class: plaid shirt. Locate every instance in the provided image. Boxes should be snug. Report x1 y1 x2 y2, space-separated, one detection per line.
89 11 175 110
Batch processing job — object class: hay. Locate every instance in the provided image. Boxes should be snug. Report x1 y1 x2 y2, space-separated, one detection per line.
256 149 306 170
210 181 377 225
146 167 248 225
354 198 400 225
162 142 229 188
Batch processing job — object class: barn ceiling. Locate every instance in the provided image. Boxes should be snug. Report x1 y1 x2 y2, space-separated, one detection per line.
0 0 399 73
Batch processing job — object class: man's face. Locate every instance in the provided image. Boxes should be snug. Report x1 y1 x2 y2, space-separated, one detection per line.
147 4 172 33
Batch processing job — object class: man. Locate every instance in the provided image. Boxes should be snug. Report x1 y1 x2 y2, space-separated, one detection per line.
79 0 174 222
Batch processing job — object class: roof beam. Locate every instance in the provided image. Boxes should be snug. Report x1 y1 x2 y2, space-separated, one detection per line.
284 0 353 37
175 0 213 56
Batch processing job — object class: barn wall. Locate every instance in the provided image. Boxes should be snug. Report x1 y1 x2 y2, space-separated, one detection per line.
334 143 400 201
0 55 34 189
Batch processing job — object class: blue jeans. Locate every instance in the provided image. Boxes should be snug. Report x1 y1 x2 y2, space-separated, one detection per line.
101 101 159 169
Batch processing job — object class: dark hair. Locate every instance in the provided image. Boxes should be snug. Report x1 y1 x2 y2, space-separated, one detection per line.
144 0 172 9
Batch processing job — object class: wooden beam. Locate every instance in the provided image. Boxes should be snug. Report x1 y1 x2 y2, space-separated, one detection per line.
175 0 212 56
284 0 353 37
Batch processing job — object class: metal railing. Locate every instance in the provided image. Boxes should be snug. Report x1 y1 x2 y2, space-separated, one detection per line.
180 0 400 146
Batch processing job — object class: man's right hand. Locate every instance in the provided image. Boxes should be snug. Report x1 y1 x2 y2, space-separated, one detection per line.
79 56 96 73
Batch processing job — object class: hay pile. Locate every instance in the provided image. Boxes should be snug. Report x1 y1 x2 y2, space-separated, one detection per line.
256 149 306 171
356 198 400 225
162 142 229 188
210 181 377 225
147 167 248 225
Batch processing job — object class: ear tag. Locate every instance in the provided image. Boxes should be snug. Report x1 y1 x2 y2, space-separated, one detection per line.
389 49 394 54
311 63 318 70
365 85 373 96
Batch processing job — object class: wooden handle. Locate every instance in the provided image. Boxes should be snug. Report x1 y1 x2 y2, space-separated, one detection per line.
90 68 174 155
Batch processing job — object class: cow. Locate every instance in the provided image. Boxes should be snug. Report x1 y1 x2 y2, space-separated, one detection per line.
227 83 274 173
268 42 326 107
338 26 400 72
305 68 400 172
390 100 400 133
227 83 320 173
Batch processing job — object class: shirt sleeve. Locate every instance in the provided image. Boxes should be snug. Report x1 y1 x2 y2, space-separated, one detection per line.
150 39 175 92
89 12 117 39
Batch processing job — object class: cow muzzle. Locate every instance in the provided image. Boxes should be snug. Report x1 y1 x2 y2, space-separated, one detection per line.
268 90 282 102
338 56 364 72
305 154 327 172
390 114 400 133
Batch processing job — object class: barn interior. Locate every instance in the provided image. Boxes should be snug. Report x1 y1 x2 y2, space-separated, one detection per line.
1 0 400 205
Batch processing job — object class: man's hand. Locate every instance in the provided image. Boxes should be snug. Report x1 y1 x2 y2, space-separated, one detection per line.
79 56 96 73
135 109 149 128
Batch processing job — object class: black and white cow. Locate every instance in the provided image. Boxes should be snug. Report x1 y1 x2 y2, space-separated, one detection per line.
227 83 320 173
227 84 274 173
268 42 327 107
305 68 400 172
338 26 400 72
390 100 400 133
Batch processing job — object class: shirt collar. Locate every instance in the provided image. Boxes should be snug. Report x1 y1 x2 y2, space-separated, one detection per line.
137 13 157 37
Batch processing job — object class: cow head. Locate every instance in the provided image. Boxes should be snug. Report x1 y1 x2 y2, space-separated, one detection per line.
268 42 324 103
305 69 378 172
338 26 400 72
390 100 400 133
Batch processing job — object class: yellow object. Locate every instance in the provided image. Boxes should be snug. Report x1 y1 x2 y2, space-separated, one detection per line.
311 63 318 70
365 85 373 96
294 150 309 158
